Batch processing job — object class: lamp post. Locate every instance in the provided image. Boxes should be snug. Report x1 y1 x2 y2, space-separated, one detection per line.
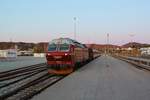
129 34 135 48
73 17 77 40
107 33 110 55
129 33 135 56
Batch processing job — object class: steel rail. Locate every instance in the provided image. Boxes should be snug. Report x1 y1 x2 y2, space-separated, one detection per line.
0 63 46 78
6 75 64 100
0 68 46 88
0 71 48 99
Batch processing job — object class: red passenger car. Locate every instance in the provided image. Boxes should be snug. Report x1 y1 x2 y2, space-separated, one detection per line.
46 38 90 75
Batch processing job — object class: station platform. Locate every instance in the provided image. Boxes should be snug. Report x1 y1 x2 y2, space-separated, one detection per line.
32 55 150 100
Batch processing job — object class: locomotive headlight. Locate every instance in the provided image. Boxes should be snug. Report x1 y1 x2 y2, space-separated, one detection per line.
64 53 68 56
47 53 51 56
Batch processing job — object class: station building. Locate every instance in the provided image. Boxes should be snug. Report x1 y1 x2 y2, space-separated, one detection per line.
0 49 17 60
140 47 150 55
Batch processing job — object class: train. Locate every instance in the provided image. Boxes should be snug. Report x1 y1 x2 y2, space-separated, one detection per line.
46 38 100 75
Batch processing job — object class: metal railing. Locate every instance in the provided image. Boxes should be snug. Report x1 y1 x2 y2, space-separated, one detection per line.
114 55 150 70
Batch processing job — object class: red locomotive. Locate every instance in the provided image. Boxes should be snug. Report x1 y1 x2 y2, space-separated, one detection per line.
46 38 99 75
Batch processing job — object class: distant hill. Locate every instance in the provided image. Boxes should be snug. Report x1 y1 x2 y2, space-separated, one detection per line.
122 42 150 48
86 44 120 51
0 42 35 50
86 42 150 50
0 42 150 52
0 42 48 52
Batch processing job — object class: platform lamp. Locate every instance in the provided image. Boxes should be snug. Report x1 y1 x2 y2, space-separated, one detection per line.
129 33 135 48
129 33 135 56
107 33 110 55
73 17 77 40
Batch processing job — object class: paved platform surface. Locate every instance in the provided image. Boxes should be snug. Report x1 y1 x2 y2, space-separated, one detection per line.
32 55 150 100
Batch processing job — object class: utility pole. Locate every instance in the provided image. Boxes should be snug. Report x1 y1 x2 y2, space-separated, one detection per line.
129 33 135 56
107 33 109 55
10 38 13 49
73 17 77 40
129 34 135 48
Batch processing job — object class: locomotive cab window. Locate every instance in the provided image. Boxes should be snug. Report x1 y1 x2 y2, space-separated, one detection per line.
59 44 70 51
48 44 57 51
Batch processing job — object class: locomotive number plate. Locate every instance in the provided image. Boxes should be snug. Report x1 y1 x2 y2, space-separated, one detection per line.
54 56 62 59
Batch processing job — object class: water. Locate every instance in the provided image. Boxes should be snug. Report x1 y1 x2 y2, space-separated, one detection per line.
0 56 46 72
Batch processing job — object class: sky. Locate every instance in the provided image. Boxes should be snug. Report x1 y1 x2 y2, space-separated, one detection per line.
0 0 150 45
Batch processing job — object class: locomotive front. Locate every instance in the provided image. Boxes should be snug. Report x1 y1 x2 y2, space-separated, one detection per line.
46 38 74 75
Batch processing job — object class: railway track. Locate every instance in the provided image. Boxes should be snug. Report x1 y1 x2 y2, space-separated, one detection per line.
0 63 47 88
0 63 46 78
6 75 64 100
0 57 98 100
0 69 46 88
0 63 65 100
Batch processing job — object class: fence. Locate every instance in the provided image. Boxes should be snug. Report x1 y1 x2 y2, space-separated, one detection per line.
114 55 150 70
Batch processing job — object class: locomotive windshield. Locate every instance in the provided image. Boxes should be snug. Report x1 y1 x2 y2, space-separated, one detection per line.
48 38 71 52
48 43 70 52
59 44 70 51
48 43 57 51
